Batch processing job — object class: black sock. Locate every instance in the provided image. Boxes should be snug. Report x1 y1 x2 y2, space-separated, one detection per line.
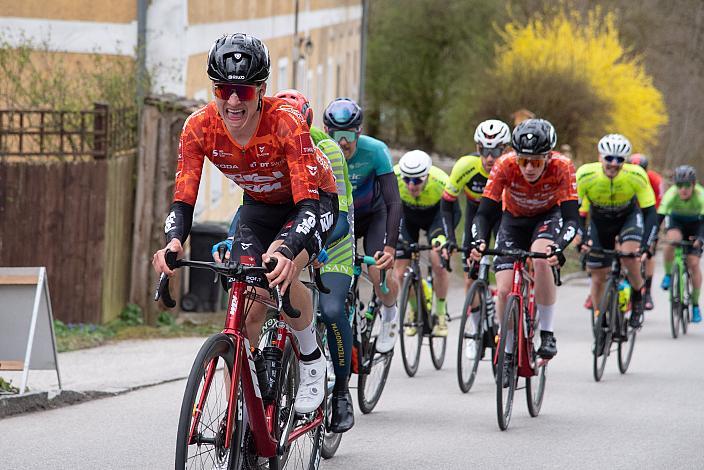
333 375 349 394
645 276 652 291
632 289 642 301
300 348 322 363
541 330 553 338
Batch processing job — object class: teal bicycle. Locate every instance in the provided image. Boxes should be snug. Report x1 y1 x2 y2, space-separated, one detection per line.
663 240 694 338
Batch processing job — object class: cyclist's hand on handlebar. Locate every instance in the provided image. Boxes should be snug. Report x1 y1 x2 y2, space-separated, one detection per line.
469 240 486 262
152 239 183 276
440 240 456 261
546 244 565 267
312 248 328 269
374 246 396 270
263 251 297 295
211 238 233 262
579 239 592 254
694 237 704 249
431 234 447 253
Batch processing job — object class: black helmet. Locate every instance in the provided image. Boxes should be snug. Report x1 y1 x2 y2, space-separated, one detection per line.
207 33 270 84
629 154 649 170
674 165 697 184
511 119 557 155
323 98 363 130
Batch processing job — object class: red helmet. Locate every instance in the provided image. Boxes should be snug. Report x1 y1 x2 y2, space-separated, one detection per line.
628 153 649 170
274 89 313 126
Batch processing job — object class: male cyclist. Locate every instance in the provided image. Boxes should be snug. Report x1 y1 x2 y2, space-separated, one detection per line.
441 119 512 286
657 165 704 323
323 98 402 353
393 150 459 337
629 153 663 310
575 134 657 330
470 119 580 384
212 89 357 432
152 34 338 414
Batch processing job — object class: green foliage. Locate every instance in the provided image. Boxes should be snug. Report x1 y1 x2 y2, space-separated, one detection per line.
0 377 19 394
118 303 144 326
156 311 176 327
366 0 504 154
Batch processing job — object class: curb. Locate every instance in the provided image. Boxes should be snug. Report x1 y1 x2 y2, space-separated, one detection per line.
0 375 188 420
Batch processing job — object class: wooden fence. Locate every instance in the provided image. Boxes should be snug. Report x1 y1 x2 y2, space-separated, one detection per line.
0 104 137 324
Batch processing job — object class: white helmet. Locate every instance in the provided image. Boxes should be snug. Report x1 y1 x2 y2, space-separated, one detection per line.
399 150 432 178
598 134 632 157
474 119 511 149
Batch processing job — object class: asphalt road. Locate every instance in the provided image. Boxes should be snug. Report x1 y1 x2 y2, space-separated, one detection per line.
2 266 703 469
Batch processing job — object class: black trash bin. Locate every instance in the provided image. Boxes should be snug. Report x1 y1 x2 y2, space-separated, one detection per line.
182 222 229 312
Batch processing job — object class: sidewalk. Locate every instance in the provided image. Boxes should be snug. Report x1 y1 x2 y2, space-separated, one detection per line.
0 337 205 418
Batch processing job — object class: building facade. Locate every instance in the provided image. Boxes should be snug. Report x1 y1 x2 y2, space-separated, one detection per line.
1 0 363 222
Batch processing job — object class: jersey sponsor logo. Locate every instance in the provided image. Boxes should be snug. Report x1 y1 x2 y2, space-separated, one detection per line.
306 165 318 176
228 74 246 80
240 181 283 193
308 188 319 195
215 163 239 170
212 149 233 158
240 242 253 251
228 171 285 193
256 145 270 157
299 133 315 154
164 211 176 234
295 211 317 235
320 211 333 232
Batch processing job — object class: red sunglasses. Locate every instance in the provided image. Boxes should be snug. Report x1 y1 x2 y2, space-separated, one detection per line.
212 83 259 101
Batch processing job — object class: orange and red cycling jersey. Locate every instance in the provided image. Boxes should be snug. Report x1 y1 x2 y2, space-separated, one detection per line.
483 152 578 217
175 97 336 206
647 170 663 208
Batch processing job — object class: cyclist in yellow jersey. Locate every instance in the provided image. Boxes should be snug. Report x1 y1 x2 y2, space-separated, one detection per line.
393 150 459 336
441 120 513 289
575 134 657 328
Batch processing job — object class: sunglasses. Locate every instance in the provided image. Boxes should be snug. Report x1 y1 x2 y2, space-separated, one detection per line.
603 155 626 164
479 145 506 158
212 83 258 101
403 176 426 185
676 182 693 189
516 155 548 167
330 129 359 143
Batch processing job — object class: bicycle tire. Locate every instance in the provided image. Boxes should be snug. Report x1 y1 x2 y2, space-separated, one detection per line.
617 315 637 374
317 325 342 460
526 312 547 417
429 327 447 370
593 280 616 382
682 267 691 335
269 342 323 470
457 281 486 393
175 333 244 470
357 308 393 414
496 296 519 431
670 264 681 339
399 274 422 377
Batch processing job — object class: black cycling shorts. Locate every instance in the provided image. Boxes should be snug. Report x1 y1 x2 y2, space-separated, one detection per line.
493 207 562 272
586 208 643 269
665 216 703 257
230 191 338 286
396 204 460 259
355 209 387 257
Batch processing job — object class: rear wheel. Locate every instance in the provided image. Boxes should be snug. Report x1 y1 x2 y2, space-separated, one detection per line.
593 281 616 382
526 314 547 417
682 268 691 335
399 274 422 377
175 333 244 470
670 264 681 339
317 326 342 460
457 282 486 393
617 316 637 374
496 296 519 431
429 314 447 370
357 307 393 414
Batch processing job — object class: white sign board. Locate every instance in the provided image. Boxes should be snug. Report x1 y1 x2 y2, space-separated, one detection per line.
0 267 61 394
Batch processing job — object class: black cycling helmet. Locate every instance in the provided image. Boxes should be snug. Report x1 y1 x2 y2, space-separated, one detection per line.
629 154 649 170
323 98 363 130
207 33 270 84
511 118 557 155
674 165 697 184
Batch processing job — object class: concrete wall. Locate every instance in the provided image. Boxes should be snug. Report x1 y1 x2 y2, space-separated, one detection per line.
1 0 363 224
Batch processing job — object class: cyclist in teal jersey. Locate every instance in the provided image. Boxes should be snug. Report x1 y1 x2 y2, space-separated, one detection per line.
657 165 704 322
213 90 357 431
323 98 402 354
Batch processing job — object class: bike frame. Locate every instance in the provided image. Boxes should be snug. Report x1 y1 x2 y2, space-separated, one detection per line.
189 276 322 458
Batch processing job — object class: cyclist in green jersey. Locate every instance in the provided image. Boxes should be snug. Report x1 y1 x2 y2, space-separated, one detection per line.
393 150 459 336
440 119 512 288
657 165 704 322
575 134 657 328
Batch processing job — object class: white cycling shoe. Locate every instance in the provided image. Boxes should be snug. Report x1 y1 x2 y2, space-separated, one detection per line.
294 354 326 414
376 317 398 353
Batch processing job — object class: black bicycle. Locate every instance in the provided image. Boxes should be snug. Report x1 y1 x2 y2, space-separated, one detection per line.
348 254 393 414
590 248 640 382
662 240 694 338
455 252 498 393
397 242 447 377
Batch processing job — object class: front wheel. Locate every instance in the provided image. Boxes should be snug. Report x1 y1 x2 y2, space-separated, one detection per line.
175 333 244 470
593 281 616 382
457 281 486 393
526 312 547 417
357 307 393 414
496 296 519 431
682 268 692 335
429 318 447 370
617 314 637 374
670 264 681 339
399 275 422 377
